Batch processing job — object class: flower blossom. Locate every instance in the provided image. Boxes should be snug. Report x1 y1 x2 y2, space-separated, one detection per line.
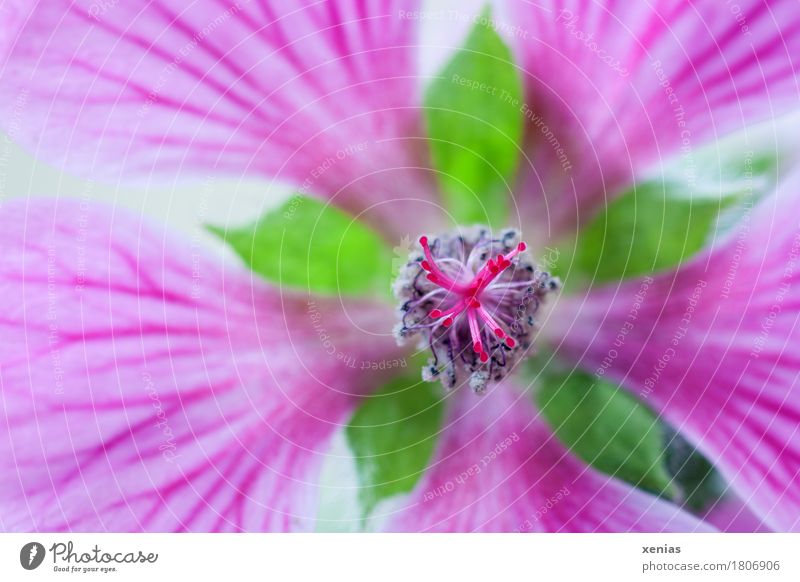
1 0 799 532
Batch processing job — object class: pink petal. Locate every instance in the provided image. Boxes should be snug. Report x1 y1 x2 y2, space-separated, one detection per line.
0 1 441 239
0 198 401 532
703 493 771 532
495 0 800 237
385 383 712 532
552 171 800 531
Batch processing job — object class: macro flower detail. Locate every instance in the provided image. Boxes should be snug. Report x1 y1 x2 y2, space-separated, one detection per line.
1 0 799 535
394 227 558 392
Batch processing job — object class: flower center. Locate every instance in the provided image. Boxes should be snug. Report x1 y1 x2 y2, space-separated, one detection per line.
393 226 559 393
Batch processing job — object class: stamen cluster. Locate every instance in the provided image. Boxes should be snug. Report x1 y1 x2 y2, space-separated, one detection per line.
394 227 559 393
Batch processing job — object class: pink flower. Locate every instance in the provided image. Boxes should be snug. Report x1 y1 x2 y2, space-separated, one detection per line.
1 0 798 532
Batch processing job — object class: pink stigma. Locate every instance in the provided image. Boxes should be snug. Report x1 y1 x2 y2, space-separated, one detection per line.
420 234 525 360
394 227 560 393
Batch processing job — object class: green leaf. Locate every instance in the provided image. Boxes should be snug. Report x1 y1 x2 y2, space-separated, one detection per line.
208 195 393 296
424 7 523 227
663 428 726 511
535 363 674 497
346 375 444 518
554 142 780 286
567 180 736 284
